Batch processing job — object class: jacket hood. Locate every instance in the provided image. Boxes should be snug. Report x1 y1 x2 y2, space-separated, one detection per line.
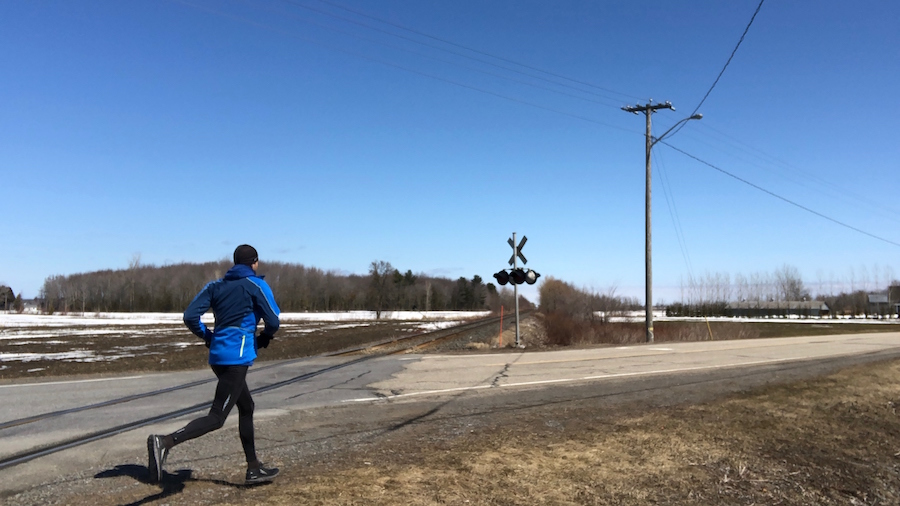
224 264 256 280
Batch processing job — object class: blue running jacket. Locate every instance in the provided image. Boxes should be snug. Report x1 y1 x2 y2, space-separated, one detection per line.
183 264 281 366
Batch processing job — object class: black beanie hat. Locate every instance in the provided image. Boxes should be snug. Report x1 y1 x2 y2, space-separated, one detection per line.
234 244 258 266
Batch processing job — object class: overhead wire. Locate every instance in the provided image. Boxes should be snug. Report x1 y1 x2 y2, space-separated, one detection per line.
182 0 897 251
661 141 900 248
640 0 763 291
668 0 765 139
653 144 696 283
271 0 639 107
690 0 765 116
659 123 900 230
175 0 640 135
283 0 899 248
691 122 900 223
303 0 645 102
250 0 628 109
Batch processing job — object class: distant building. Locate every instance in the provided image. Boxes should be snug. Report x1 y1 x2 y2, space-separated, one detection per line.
726 300 830 318
868 293 891 317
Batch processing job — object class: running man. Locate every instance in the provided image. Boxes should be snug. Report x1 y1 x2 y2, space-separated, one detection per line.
147 244 281 485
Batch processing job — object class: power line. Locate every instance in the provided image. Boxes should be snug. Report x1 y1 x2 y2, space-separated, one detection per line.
661 141 900 248
690 0 765 116
653 144 696 282
178 0 639 134
251 0 626 108
668 0 765 139
340 0 900 238
211 0 645 109
269 1 627 108
290 0 644 102
689 122 900 224
186 0 899 249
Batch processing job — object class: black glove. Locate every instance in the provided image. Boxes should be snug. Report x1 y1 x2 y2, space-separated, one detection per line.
257 333 274 349
204 339 211 349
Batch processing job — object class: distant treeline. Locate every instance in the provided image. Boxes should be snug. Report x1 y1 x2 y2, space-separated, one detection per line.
38 259 527 314
668 264 899 317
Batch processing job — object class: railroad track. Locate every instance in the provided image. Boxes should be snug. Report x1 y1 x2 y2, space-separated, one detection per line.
0 313 516 470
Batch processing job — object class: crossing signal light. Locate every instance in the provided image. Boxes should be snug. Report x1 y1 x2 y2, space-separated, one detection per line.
494 268 541 285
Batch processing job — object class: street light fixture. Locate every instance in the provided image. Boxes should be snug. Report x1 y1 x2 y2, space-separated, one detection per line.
622 101 702 343
652 114 703 148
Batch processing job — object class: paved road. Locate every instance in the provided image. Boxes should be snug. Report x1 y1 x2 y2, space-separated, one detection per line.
2 331 900 496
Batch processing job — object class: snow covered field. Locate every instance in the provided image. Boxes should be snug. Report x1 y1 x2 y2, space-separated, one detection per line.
0 311 490 375
0 310 490 328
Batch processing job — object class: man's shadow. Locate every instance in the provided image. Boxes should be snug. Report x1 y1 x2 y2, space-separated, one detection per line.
94 464 269 506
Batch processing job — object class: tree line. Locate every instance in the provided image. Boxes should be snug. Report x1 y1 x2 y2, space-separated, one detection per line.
670 264 900 317
35 258 526 315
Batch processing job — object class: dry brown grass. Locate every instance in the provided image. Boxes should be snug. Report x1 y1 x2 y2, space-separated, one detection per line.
541 313 900 348
218 358 900 506
542 315 761 346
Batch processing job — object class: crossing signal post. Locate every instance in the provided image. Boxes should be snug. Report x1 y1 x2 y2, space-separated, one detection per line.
493 233 540 347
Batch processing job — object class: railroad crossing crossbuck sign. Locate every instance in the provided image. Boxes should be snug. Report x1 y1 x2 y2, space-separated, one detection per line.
493 234 540 286
508 235 527 266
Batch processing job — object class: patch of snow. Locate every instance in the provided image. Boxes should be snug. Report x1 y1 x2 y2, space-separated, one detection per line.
1 350 98 362
415 321 465 331
279 311 489 322
0 311 490 328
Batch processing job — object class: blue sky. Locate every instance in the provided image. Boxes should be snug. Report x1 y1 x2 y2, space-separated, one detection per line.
2 0 899 302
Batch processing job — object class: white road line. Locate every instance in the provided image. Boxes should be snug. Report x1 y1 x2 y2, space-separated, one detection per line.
344 384 493 402
342 356 800 403
0 375 147 389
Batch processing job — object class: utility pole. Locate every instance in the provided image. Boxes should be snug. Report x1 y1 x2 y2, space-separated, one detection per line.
622 100 702 343
622 101 672 343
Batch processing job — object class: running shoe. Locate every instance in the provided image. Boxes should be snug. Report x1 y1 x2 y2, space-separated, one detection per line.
245 464 279 484
146 435 168 483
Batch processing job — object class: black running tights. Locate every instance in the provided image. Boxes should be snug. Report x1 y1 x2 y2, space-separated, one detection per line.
168 364 257 465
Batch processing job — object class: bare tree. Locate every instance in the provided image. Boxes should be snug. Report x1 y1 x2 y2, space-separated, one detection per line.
815 269 826 299
734 273 747 302
129 253 141 311
775 264 808 301
368 260 394 319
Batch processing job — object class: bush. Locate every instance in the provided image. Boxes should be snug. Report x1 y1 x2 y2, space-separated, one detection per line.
543 313 574 346
541 319 760 347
